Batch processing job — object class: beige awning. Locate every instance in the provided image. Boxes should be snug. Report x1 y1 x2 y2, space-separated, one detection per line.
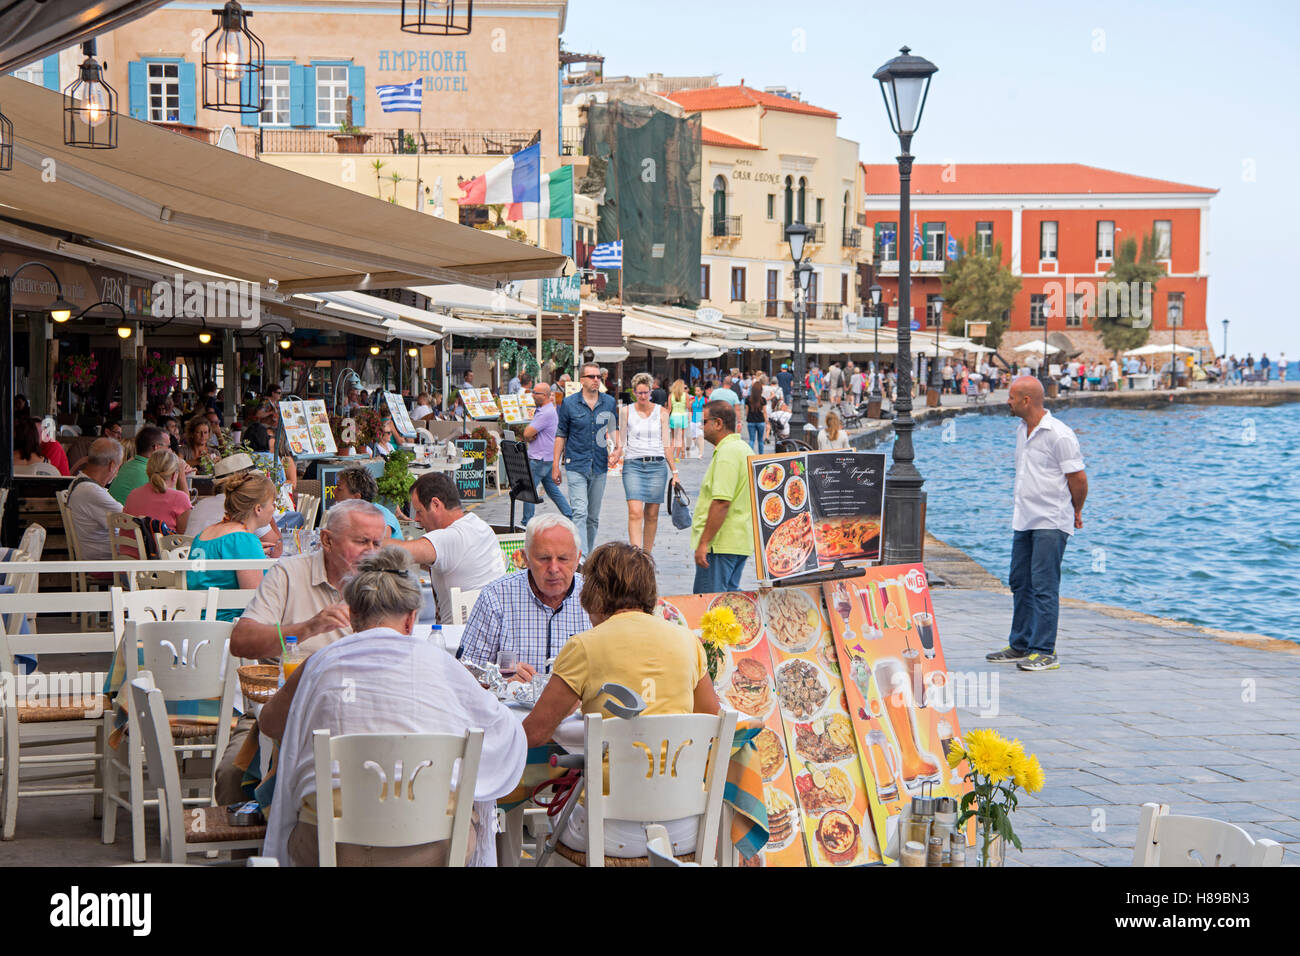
0 77 565 294
0 1 169 73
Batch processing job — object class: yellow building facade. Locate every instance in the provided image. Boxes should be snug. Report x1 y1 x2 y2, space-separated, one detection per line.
667 85 865 323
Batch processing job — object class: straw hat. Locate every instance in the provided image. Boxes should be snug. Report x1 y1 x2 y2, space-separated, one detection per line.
213 452 254 479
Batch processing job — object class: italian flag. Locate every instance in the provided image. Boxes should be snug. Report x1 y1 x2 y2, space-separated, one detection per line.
507 164 574 221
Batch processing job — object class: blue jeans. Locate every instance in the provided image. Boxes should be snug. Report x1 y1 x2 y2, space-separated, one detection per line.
747 422 765 452
566 467 608 555
1007 529 1070 655
523 457 572 524
692 552 747 595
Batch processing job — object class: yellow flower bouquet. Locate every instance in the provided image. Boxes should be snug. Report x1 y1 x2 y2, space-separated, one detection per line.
699 606 743 680
947 728 1044 866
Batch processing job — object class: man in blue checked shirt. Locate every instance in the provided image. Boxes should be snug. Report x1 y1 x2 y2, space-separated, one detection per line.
458 514 590 679
552 362 620 555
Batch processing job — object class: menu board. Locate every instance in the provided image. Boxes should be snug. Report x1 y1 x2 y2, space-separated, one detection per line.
564 381 581 398
750 450 886 581
822 565 973 856
384 391 416 437
454 438 487 502
657 589 884 868
464 388 500 420
499 392 537 426
279 399 337 455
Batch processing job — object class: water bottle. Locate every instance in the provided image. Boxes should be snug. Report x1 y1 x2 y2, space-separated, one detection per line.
280 635 302 687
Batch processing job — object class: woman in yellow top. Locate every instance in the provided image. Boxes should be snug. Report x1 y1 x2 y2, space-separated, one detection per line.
667 379 690 465
523 541 720 858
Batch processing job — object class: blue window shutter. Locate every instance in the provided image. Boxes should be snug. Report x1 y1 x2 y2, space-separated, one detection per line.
42 54 59 90
347 65 365 127
128 61 147 120
179 60 196 125
240 69 259 127
290 64 312 127
561 218 573 257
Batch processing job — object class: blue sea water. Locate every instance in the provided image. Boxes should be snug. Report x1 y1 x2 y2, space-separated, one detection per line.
883 401 1300 642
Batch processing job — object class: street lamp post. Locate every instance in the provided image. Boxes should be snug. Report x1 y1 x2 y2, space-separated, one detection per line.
785 222 811 434
1222 318 1229 358
868 282 883 418
795 260 814 435
1169 298 1182 389
873 45 938 566
928 294 944 407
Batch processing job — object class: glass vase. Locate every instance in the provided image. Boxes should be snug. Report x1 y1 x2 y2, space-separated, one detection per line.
978 820 1005 867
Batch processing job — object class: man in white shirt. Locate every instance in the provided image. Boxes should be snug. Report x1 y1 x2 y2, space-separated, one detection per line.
66 438 124 560
389 471 505 623
986 377 1087 672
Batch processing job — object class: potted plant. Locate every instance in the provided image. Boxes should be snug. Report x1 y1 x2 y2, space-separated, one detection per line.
376 449 416 515
331 96 371 154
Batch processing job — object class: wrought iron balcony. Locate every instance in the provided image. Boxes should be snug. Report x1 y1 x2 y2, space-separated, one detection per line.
777 221 825 245
250 127 542 156
711 214 743 239
842 227 862 248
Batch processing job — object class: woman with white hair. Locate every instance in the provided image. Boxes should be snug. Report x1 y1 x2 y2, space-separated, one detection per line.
261 545 526 866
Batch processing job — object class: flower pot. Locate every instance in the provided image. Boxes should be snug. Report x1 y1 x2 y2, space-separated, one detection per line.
331 133 372 154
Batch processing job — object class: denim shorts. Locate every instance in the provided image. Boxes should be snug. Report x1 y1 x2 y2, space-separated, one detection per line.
622 456 669 503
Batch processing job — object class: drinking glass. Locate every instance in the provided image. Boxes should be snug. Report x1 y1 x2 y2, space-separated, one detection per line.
873 658 941 793
913 612 936 659
497 649 518 680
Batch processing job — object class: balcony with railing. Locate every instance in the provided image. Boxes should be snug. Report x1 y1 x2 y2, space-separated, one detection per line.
759 300 842 321
776 221 825 246
842 227 862 248
710 214 743 239
243 127 542 156
562 126 585 156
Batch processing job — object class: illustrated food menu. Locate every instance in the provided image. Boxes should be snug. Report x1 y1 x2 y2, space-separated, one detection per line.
278 399 337 455
499 392 537 425
658 588 884 867
384 391 417 437
822 565 974 854
464 388 500 420
750 451 887 581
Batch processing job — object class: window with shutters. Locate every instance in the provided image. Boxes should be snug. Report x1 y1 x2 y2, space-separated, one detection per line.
148 62 180 122
841 272 849 305
976 221 994 256
1030 294 1047 327
700 264 710 300
262 64 291 125
875 221 897 261
1096 220 1115 259
922 222 946 261
316 65 349 126
12 63 43 86
730 267 746 302
1040 221 1058 261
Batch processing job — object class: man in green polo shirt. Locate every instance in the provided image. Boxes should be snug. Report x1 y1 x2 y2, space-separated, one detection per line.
107 425 170 505
692 399 754 593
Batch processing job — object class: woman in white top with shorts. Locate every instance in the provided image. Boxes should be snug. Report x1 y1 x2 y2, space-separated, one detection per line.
616 372 676 554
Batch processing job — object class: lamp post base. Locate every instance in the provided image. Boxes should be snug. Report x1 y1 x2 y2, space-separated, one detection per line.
882 475 925 565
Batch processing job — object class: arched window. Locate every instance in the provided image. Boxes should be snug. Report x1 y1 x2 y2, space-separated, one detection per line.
783 176 794 226
797 177 807 224
712 175 728 236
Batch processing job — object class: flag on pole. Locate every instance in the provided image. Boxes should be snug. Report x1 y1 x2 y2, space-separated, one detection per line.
590 240 623 269
457 142 541 205
947 232 959 260
506 164 575 220
376 79 423 112
912 215 923 254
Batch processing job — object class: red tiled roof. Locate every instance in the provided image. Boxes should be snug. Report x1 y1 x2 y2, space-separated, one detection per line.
668 85 839 119
701 127 764 150
860 163 1217 196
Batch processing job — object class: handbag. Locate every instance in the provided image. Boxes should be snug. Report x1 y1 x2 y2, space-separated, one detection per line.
667 476 693 530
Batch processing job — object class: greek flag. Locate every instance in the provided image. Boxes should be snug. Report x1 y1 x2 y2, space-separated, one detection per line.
591 240 623 269
912 216 923 253
376 79 422 113
947 232 959 260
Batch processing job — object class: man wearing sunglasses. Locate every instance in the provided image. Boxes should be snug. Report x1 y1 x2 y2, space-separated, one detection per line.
553 363 621 555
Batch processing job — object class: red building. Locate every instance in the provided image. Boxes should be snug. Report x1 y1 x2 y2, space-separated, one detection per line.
860 163 1218 362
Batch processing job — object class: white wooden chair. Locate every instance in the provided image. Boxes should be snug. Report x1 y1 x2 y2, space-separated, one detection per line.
156 533 192 557
0 620 112 841
448 587 481 625
107 514 149 590
308 728 483 867
127 676 264 864
17 523 45 564
56 488 111 627
296 493 320 531
1133 802 1284 867
646 823 699 867
102 591 225 861
547 710 738 867
7 524 45 636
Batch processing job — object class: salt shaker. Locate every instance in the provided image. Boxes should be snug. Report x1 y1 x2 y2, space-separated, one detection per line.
900 840 926 867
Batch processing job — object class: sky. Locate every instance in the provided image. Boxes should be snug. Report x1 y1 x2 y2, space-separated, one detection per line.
563 0 1300 361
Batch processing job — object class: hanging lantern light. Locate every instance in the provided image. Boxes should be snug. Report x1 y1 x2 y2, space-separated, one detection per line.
369 344 382 356
407 347 418 358
64 40 118 149
401 0 473 36
117 324 134 339
202 1 265 113
0 101 12 171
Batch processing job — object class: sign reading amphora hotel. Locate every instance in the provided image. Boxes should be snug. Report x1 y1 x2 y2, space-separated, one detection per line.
378 48 470 93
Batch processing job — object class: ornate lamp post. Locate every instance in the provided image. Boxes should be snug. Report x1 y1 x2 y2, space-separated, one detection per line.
873 45 938 565
868 282 883 418
785 222 811 433
1168 297 1182 389
928 293 944 407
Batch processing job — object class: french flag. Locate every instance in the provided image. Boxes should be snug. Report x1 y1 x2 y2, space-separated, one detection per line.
457 142 541 205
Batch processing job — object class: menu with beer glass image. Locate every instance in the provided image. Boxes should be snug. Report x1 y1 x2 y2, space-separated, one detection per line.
750 450 887 581
658 590 883 867
822 565 974 854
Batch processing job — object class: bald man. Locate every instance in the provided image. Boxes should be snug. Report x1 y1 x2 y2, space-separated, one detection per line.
986 377 1088 672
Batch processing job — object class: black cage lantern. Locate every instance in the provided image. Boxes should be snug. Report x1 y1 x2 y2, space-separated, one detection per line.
0 102 12 171
64 40 118 149
401 0 473 36
203 1 265 113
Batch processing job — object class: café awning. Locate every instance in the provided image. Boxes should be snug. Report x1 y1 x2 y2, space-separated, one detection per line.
0 0 168 73
0 77 565 295
630 338 723 359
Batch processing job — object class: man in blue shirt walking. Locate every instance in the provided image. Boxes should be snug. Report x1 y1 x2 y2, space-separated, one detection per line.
553 362 620 555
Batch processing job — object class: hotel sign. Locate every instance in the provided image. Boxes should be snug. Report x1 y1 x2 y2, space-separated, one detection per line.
377 49 471 93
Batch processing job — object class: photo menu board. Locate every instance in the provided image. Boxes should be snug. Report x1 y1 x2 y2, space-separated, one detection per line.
657 589 884 867
822 565 974 855
499 394 537 426
750 450 886 581
384 391 416 437
278 399 337 455
465 388 500 420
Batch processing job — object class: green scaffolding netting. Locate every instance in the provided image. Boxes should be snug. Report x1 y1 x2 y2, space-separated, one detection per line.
582 101 703 308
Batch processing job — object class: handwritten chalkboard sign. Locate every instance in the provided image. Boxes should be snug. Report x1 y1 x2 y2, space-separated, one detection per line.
454 438 488 502
319 460 385 510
